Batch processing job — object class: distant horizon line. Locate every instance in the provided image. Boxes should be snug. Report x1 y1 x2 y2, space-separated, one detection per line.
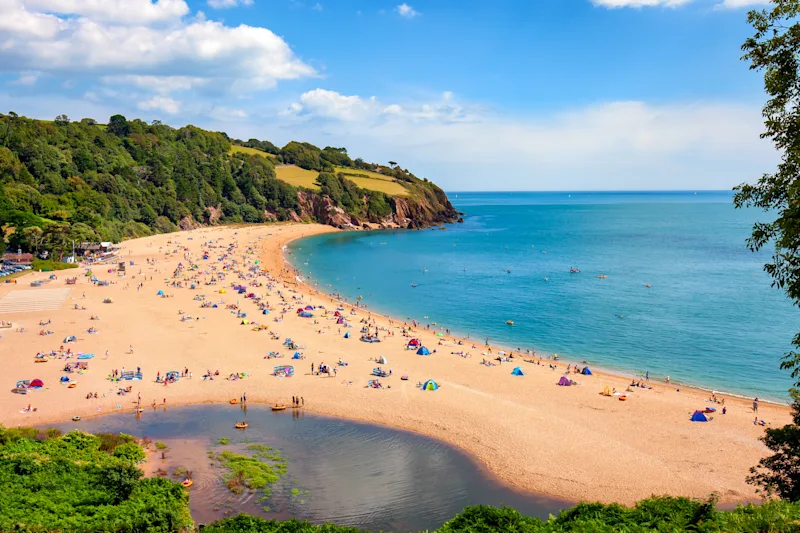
443 189 734 194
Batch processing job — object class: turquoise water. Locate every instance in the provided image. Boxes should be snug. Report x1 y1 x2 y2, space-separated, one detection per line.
289 191 798 401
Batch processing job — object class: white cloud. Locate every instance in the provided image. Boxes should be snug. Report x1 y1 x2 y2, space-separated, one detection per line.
298 89 378 121
396 3 419 18
312 2 323 11
207 0 253 9
9 71 40 85
276 89 774 190
138 95 181 114
102 75 208 94
0 0 314 93
715 0 769 8
21 0 189 25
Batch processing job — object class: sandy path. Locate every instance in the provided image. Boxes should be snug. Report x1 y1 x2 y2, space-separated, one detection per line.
0 223 790 505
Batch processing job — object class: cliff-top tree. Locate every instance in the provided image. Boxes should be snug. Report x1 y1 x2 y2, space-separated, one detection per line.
735 0 800 500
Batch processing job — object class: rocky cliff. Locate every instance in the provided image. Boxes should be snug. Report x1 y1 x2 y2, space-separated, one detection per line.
292 188 459 230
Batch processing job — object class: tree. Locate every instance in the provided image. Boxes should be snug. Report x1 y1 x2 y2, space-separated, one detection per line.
736 0 800 380
736 0 800 501
388 161 397 167
107 114 130 137
21 226 44 252
748 389 800 500
54 114 70 125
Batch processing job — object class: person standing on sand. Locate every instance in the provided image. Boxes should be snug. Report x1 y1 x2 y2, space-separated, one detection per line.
301 397 304 406
753 398 759 413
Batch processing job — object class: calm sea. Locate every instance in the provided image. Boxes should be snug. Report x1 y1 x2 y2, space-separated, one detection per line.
289 191 798 402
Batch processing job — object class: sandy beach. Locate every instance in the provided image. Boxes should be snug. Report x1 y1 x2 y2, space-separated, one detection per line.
0 223 791 505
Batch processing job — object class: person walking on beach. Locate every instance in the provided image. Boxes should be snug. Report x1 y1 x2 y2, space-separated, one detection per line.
753 397 759 413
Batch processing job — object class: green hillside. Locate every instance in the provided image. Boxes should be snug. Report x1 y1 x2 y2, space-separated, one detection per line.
0 113 456 258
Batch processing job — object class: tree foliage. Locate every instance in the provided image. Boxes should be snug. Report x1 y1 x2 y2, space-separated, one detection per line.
0 113 300 256
205 498 800 533
735 0 800 502
0 426 192 532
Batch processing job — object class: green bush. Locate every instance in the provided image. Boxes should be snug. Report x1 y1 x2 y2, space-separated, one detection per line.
31 259 78 271
0 426 192 532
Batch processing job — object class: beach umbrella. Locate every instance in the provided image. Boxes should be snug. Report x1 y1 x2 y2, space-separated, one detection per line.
30 379 44 388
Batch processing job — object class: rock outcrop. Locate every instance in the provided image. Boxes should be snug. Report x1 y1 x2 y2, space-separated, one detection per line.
293 188 458 230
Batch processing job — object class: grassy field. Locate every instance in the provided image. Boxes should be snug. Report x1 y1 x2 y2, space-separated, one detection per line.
334 167 409 196
271 164 409 196
275 165 321 190
230 145 276 159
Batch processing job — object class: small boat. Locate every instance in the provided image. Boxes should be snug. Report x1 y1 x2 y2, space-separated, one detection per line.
570 267 580 273
72 416 81 422
271 404 287 411
505 320 514 326
598 275 608 279
230 399 239 405
235 422 248 429
181 479 193 488
411 283 418 287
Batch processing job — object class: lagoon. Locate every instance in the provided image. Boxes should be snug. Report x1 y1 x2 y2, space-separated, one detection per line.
56 405 567 532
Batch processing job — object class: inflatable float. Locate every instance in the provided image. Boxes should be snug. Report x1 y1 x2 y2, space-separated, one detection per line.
235 422 248 429
181 479 193 488
271 405 286 411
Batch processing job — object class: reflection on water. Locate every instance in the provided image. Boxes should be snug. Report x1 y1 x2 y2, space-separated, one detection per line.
55 405 568 532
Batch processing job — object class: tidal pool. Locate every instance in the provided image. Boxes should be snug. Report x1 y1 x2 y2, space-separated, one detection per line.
56 404 569 532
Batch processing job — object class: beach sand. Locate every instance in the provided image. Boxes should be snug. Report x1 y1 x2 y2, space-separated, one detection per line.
0 223 791 505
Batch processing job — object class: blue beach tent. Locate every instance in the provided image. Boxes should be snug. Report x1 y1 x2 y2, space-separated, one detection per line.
690 411 709 422
344 331 351 339
157 290 164 296
416 346 431 356
422 380 439 391
263 309 270 315
581 367 593 375
292 352 302 360
511 367 524 376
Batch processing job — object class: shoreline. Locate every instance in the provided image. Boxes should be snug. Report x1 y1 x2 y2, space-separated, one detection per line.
0 222 791 506
282 229 788 406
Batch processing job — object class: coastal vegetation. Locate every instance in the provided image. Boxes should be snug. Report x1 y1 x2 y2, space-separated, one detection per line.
0 113 457 259
4 425 800 531
0 426 192 532
205 498 800 532
735 0 800 501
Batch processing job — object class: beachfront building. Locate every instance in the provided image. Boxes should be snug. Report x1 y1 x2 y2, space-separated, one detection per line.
2 252 34 266
76 242 121 264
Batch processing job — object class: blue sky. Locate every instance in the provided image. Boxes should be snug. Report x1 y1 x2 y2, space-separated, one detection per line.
0 0 777 190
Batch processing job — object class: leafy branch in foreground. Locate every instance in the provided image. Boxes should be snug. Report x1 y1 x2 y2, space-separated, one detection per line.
735 0 800 502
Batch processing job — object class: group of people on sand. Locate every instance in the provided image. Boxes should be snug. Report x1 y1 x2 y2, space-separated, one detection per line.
291 396 304 407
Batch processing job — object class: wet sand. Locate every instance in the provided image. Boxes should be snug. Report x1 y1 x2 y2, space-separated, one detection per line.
0 223 791 505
